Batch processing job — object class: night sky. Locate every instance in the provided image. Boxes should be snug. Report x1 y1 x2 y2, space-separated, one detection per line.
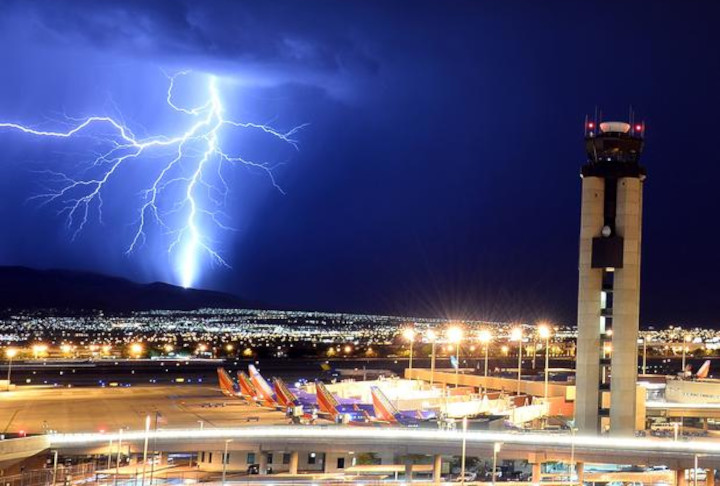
0 1 719 326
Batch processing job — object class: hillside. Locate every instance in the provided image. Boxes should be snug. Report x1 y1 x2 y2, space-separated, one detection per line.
0 266 255 311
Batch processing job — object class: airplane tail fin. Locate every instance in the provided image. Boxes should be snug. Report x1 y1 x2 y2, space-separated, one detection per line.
697 360 711 379
237 371 258 400
370 386 399 423
249 365 275 398
217 368 237 397
315 381 340 418
273 377 299 408
248 365 277 407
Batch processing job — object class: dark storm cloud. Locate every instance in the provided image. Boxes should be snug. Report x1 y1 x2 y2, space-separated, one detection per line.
4 0 382 93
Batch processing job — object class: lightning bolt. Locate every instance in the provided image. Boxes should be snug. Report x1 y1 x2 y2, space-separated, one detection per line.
0 72 306 288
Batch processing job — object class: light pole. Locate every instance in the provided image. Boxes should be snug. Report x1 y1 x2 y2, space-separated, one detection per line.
448 326 463 388
51 450 58 486
222 439 233 486
682 335 692 372
479 330 492 379
141 414 150 486
149 411 160 485
511 327 523 395
428 330 438 387
5 348 17 391
115 429 123 486
403 328 416 375
641 337 647 375
538 324 552 399
107 437 114 469
460 416 468 486
492 442 502 486
570 427 577 484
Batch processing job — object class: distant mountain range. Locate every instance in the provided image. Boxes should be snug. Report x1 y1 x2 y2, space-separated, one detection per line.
0 266 256 311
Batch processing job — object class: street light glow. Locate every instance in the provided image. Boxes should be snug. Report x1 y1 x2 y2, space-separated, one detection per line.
33 343 47 352
538 323 552 340
478 329 492 344
447 326 463 343
5 348 18 359
510 327 523 342
130 343 144 357
402 328 416 341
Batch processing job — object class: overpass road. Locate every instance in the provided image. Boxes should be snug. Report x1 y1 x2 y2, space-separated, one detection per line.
46 426 720 471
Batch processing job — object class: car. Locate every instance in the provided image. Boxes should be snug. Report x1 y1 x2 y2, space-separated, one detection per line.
454 472 477 482
247 464 272 475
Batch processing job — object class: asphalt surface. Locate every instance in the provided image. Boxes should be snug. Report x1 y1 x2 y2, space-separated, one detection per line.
0 385 289 435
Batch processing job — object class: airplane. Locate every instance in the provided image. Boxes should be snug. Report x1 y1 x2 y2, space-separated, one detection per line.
247 365 375 419
680 360 712 380
273 376 317 409
247 365 279 408
237 370 260 402
696 360 711 379
217 365 432 427
314 380 379 425
217 367 241 398
245 369 380 425
217 367 267 406
370 386 436 427
273 376 300 408
242 366 316 413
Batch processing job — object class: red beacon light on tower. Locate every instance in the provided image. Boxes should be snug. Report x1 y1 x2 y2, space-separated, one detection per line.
585 119 596 137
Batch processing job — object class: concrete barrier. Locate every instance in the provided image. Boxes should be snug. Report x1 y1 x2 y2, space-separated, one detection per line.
0 436 50 468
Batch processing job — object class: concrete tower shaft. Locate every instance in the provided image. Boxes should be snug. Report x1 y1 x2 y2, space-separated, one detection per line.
575 176 605 433
575 119 646 436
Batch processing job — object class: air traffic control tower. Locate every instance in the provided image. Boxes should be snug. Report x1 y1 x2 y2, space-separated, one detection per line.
575 119 646 436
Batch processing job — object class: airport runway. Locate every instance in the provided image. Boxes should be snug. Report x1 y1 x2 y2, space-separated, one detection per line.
0 385 289 435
